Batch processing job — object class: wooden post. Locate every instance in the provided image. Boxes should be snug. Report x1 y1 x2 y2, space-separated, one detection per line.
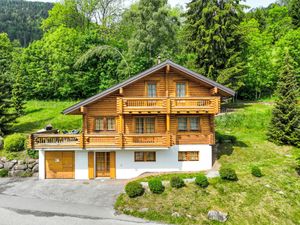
110 152 116 179
118 115 124 148
28 134 34 149
88 152 94 179
80 133 85 149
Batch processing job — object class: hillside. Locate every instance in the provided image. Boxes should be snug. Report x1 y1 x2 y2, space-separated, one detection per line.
0 0 53 46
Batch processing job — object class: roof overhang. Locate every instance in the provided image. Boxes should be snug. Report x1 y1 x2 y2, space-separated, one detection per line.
63 60 235 115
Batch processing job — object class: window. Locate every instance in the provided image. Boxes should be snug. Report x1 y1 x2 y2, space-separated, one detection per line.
147 82 157 97
135 117 155 133
135 152 156 162
177 117 200 132
94 117 115 131
178 151 199 161
176 82 186 97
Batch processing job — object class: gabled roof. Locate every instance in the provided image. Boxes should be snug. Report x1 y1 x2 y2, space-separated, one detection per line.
63 60 235 114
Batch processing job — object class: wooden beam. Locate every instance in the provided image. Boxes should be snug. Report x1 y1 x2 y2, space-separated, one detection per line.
166 64 170 74
80 106 87 114
88 152 94 179
119 87 124 95
211 87 218 95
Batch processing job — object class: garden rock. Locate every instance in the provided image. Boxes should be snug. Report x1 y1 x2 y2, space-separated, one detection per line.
28 163 35 169
172 212 180 217
17 160 25 165
206 170 220 178
207 210 228 222
10 170 25 177
0 163 3 169
32 172 39 177
11 160 17 164
27 159 36 164
32 164 39 172
4 162 16 170
14 164 27 170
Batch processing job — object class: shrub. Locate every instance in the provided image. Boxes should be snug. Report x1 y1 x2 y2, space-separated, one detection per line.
219 167 238 181
125 181 144 198
170 176 185 188
148 178 165 194
27 149 38 159
4 133 26 152
0 169 9 177
195 174 209 188
251 166 263 177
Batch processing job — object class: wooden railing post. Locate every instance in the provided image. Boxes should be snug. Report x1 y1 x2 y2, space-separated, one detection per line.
80 133 85 149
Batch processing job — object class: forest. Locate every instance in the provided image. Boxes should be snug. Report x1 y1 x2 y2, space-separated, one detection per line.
0 0 299 134
0 0 53 47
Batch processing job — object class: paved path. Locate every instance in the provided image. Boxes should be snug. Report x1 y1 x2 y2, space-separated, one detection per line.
0 178 164 225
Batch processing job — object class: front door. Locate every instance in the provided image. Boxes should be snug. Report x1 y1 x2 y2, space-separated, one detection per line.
96 152 110 177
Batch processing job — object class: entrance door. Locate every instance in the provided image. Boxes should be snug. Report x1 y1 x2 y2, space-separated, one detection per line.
96 152 110 177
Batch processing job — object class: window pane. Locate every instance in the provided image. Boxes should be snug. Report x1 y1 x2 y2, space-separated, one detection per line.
178 152 199 161
178 117 188 131
95 118 104 131
135 152 144 161
148 83 157 97
135 118 144 133
176 83 186 97
145 117 155 133
189 152 199 161
178 152 188 161
107 117 115 131
190 117 200 131
146 152 156 161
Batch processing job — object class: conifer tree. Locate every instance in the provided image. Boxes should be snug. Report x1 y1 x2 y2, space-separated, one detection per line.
267 51 300 147
0 33 15 136
185 0 245 90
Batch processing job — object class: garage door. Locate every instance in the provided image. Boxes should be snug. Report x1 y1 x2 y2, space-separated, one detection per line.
45 151 75 179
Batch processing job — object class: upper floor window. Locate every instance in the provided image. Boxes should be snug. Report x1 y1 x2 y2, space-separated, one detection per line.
95 117 116 131
147 82 157 97
177 116 200 132
176 82 186 97
135 117 155 133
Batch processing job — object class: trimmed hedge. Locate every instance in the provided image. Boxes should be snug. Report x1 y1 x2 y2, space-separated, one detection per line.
195 174 209 188
148 178 165 194
170 176 185 188
0 169 9 177
4 133 26 152
125 181 145 198
219 167 238 181
251 166 262 177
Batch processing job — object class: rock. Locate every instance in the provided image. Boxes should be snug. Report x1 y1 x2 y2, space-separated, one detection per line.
207 210 228 222
206 170 220 178
138 208 149 213
11 160 17 164
184 178 195 183
265 184 271 188
32 164 39 173
28 163 35 169
14 164 27 170
0 163 3 169
27 159 36 164
4 162 16 170
10 170 25 177
26 168 32 173
186 214 193 219
0 157 6 163
32 172 39 177
172 212 180 217
18 160 25 165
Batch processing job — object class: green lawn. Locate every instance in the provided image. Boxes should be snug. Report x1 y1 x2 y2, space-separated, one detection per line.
115 102 300 225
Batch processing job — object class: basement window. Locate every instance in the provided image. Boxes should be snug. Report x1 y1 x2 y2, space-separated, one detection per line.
178 151 199 161
134 152 156 162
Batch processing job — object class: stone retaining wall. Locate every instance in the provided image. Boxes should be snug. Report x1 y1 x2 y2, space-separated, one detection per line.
0 157 39 177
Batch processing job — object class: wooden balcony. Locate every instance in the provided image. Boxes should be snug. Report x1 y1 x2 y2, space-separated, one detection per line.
117 97 220 114
29 132 215 150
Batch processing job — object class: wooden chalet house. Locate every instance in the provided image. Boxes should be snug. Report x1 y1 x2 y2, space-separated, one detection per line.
29 60 235 179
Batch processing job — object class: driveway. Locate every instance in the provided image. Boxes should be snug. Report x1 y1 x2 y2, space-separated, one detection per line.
0 178 164 225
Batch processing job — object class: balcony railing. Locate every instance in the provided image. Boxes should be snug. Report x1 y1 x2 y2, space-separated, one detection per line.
117 97 220 114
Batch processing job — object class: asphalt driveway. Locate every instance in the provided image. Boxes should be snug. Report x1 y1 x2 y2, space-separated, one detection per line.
0 178 164 225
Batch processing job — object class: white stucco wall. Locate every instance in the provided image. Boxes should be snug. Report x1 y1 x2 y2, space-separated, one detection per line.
115 145 212 179
38 150 45 179
75 151 89 180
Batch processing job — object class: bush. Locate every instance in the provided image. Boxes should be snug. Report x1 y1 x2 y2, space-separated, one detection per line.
251 166 263 177
219 167 238 181
0 169 9 177
195 174 209 188
4 133 26 152
27 149 38 159
170 176 185 188
125 181 144 198
148 178 165 194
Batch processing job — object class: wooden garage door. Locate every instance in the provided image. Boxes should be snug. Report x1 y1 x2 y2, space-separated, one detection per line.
45 151 75 179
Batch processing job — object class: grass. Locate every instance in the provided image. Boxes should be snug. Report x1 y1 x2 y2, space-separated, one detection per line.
0 100 82 159
115 101 300 225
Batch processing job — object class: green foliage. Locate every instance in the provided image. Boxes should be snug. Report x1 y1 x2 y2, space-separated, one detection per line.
4 133 26 152
195 174 209 188
148 178 165 194
267 51 300 147
170 176 185 189
289 0 300 27
251 166 263 177
125 181 145 198
0 169 9 177
27 149 38 159
219 167 238 181
0 0 53 47
20 171 33 177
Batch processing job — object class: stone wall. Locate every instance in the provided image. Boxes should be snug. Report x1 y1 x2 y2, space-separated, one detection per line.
0 157 39 177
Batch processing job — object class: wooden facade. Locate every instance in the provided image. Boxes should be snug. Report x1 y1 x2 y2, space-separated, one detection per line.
29 62 234 150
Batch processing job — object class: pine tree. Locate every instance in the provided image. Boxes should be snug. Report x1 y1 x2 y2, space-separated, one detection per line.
185 0 245 90
289 0 300 27
0 33 15 136
267 51 300 147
